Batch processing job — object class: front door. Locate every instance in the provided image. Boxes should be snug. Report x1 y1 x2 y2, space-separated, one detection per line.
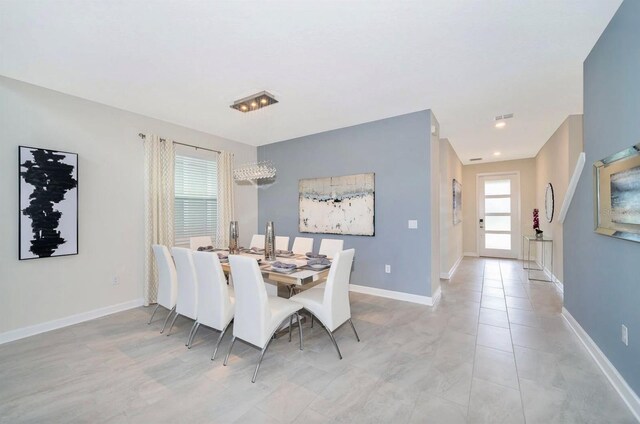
478 173 520 259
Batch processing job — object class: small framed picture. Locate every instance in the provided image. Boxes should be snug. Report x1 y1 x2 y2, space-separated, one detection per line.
453 179 462 225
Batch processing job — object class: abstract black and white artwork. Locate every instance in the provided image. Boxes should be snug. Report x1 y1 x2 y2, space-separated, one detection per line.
453 179 462 225
19 146 78 259
299 173 374 236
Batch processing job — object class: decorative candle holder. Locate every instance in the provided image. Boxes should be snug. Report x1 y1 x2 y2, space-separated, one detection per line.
229 221 239 254
265 221 276 261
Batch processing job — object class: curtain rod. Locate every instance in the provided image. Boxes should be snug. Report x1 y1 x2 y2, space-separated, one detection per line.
138 133 221 154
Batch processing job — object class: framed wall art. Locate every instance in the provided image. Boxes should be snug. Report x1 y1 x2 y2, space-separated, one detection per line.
594 143 640 243
19 146 79 259
453 178 462 225
299 173 374 236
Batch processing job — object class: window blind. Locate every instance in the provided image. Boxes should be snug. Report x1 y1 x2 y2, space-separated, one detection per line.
174 154 218 247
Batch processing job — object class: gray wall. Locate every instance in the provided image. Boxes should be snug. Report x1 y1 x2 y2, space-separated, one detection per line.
564 0 640 394
258 111 434 297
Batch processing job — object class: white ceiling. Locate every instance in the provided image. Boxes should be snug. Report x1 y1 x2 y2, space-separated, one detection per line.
0 0 621 163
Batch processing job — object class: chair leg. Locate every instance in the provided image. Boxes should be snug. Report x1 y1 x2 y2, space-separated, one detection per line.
317 318 342 359
185 321 197 346
187 322 201 348
348 318 361 342
223 336 236 366
252 337 275 383
160 306 176 334
147 304 160 325
288 315 293 342
296 312 303 351
211 320 233 361
166 312 179 336
311 315 314 328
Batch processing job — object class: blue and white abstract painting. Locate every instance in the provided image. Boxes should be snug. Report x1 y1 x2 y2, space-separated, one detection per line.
610 165 640 225
299 173 374 236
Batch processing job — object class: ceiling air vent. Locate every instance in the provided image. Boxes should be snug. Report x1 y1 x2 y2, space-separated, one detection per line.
495 113 514 121
470 158 483 162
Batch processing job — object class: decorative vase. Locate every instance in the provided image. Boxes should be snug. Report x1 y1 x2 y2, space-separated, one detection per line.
265 221 276 261
229 221 239 254
535 229 544 239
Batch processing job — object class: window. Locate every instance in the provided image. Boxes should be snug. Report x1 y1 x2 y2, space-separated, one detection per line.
174 152 218 247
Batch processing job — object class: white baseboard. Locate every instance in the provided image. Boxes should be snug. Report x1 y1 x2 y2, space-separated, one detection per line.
0 298 145 345
464 251 479 257
542 264 564 293
562 307 640 422
533 260 564 293
350 284 438 306
440 255 463 280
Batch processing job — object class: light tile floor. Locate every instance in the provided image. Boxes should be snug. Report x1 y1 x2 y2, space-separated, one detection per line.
0 258 637 423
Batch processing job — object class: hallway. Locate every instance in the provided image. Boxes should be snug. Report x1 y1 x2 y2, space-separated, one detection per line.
442 257 635 423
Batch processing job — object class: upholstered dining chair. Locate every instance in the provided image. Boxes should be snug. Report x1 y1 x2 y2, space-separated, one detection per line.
290 248 359 359
224 255 304 383
168 247 199 344
189 236 213 251
149 245 178 334
250 234 265 249
275 236 290 251
291 237 314 255
318 238 344 259
191 251 235 360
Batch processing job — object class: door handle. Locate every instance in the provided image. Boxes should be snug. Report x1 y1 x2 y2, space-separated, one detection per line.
479 218 484 229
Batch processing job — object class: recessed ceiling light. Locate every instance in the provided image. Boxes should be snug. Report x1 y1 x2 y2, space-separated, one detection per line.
495 121 506 129
494 151 501 156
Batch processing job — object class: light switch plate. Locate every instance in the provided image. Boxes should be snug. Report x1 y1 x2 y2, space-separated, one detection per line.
408 220 418 229
385 265 391 274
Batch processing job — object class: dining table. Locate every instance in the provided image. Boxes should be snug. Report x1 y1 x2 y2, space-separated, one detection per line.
216 250 331 296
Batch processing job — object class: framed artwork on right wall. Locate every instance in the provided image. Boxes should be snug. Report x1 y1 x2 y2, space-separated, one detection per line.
594 143 640 243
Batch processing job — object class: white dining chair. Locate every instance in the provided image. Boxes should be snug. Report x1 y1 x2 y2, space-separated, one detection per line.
319 239 344 259
290 249 358 359
250 234 265 249
191 251 235 359
275 236 290 251
168 247 199 344
291 237 314 255
189 236 213 251
149 245 179 333
224 255 304 383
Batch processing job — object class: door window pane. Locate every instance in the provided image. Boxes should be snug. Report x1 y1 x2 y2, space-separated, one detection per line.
485 233 511 250
485 179 511 196
485 216 511 232
485 197 511 213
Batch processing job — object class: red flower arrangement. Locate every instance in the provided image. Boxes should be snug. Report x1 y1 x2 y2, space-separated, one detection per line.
533 208 543 237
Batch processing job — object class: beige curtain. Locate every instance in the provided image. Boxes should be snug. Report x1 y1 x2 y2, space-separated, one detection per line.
143 134 175 306
216 151 235 249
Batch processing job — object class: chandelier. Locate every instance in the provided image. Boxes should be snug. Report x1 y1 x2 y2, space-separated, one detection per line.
233 161 277 182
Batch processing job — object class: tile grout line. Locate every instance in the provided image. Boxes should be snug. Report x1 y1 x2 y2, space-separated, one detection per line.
466 257 486 419
500 259 528 424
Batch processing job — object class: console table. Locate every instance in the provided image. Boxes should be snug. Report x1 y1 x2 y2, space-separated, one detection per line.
521 235 554 282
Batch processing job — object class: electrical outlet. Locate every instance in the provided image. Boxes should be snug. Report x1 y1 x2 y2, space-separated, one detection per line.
112 276 119 286
385 265 391 274
621 324 628 346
